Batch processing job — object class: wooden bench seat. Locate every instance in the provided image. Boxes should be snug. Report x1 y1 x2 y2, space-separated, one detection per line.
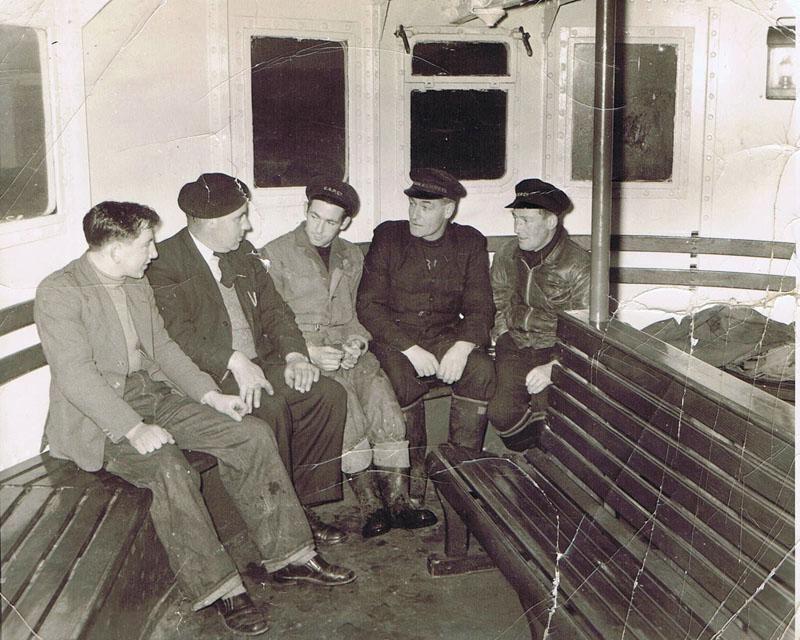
427 310 794 640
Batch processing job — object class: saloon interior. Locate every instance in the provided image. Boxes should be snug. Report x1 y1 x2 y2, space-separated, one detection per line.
0 0 797 638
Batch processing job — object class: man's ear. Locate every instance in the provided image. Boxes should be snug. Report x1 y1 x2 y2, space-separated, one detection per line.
108 241 122 263
340 216 352 232
444 201 457 220
546 213 559 230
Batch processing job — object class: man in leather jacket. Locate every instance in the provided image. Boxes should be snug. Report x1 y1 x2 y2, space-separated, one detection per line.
488 179 590 451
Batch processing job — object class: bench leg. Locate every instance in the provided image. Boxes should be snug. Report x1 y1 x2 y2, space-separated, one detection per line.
427 490 497 577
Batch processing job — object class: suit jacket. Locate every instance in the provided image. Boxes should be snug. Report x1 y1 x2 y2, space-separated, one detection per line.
34 253 219 472
147 228 307 385
262 223 370 347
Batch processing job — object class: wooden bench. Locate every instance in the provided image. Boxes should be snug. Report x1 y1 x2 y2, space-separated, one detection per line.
0 301 234 640
427 310 794 639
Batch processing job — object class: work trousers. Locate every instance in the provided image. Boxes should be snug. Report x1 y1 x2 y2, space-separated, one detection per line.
371 335 496 408
326 351 409 474
103 371 314 610
220 359 346 507
487 332 555 432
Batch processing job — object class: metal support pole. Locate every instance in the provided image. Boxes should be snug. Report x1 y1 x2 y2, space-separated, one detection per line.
589 0 617 326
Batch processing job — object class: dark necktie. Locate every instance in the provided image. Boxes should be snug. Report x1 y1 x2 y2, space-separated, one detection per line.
213 251 237 288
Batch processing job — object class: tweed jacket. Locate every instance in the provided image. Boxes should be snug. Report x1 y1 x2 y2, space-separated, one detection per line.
491 228 590 350
147 228 308 384
356 221 495 351
34 253 218 471
261 223 370 347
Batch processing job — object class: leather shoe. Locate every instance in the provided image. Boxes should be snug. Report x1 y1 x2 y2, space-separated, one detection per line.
390 504 437 530
272 554 357 586
214 592 269 636
304 507 346 545
362 508 391 538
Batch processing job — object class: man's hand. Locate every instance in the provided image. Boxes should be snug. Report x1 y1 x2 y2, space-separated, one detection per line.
401 345 439 378
125 422 175 455
526 360 556 395
202 390 249 421
285 353 320 393
339 338 364 370
436 341 475 384
227 351 274 411
308 345 344 372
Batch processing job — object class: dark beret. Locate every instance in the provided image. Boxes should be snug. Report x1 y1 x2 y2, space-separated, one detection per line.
505 179 570 214
403 168 467 201
306 177 360 216
178 173 251 219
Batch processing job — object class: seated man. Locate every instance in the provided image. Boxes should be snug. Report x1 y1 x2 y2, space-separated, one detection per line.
262 177 437 538
487 179 590 450
34 202 355 637
356 168 497 506
148 173 347 544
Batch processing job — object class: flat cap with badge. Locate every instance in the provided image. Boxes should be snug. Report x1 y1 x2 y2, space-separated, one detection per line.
178 172 251 219
306 176 360 216
403 168 467 201
505 178 570 215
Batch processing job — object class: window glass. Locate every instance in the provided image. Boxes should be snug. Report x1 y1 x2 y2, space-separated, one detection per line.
250 37 346 188
410 89 507 181
412 41 508 76
571 43 678 182
0 25 52 222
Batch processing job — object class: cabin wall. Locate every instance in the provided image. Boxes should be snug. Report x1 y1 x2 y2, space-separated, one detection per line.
0 0 797 470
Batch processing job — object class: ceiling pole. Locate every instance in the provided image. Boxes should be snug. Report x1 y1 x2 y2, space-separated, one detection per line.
589 0 618 326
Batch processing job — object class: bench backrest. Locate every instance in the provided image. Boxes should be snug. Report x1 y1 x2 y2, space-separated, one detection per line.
539 310 794 639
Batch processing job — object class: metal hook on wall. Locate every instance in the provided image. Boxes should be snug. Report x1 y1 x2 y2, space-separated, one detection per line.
395 25 410 53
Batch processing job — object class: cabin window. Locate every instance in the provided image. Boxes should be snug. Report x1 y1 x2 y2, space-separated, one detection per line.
571 43 678 182
250 36 346 188
0 25 54 223
407 40 511 182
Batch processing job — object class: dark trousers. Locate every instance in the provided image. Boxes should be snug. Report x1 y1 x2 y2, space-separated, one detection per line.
487 333 554 432
220 360 346 506
103 371 313 608
371 336 496 408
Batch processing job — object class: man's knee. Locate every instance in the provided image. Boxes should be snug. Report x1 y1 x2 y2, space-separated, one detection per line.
314 375 347 406
456 353 497 400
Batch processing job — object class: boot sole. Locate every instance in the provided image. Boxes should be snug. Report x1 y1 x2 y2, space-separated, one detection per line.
273 574 358 586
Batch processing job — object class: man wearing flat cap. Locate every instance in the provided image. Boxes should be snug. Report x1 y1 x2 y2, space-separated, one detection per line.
487 179 590 451
148 172 353 550
262 177 437 539
357 168 497 506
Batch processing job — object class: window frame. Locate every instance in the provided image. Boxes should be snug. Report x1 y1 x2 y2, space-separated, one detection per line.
0 22 61 248
399 28 520 194
552 26 694 200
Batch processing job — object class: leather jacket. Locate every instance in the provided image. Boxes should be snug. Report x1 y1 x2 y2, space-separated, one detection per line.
491 228 590 350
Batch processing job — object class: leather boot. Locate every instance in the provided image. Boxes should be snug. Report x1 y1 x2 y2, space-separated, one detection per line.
401 400 427 508
448 395 489 452
376 466 437 530
345 471 391 538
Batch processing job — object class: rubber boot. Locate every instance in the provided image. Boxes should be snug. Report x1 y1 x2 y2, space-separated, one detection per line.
496 407 544 452
401 400 427 509
345 471 391 539
376 466 438 530
448 395 489 453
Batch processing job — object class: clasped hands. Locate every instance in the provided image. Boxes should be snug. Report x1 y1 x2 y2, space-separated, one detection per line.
401 340 474 385
308 336 367 372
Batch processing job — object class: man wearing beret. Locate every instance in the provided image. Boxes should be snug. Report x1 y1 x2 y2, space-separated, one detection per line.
487 179 590 451
35 201 353 636
357 168 497 506
147 173 351 548
262 178 437 539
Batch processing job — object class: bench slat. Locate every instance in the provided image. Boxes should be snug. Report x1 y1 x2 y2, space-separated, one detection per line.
35 489 153 640
539 425 793 635
522 448 754 640
0 300 34 338
0 488 110 636
551 370 794 541
609 268 795 291
0 344 47 386
1 486 56 564
547 386 793 575
1 488 86 604
471 456 700 639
